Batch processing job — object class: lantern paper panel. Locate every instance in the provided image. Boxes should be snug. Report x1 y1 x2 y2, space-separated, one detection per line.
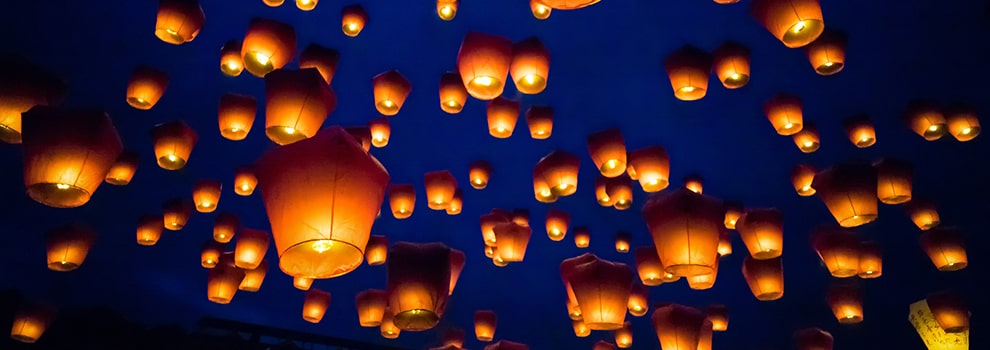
908 298 969 350
844 115 876 148
565 255 634 330
811 226 860 278
380 308 401 339
10 302 56 344
201 241 223 268
302 289 331 323
526 106 553 139
535 150 580 199
946 107 981 142
906 199 940 230
193 180 222 213
446 189 463 215
218 93 257 141
389 184 416 219
858 241 882 278
741 256 784 301
487 97 520 138
356 289 388 327
387 242 454 331
791 164 817 196
368 117 390 148
294 276 314 290
812 163 878 228
806 30 847 75
162 198 192 231
366 235 388 266
827 282 864 323
219 40 244 77
439 72 468 114
296 0 317 11
634 246 664 286
587 128 627 178
545 208 570 241
706 305 729 331
627 146 670 192
875 158 912 205
531 0 551 19
425 170 457 210
627 282 649 317
765 93 804 135
475 310 497 342
713 42 751 89
239 261 268 292
574 226 590 248
683 174 704 194
126 65 169 110
904 100 947 141
735 208 784 259
687 256 719 290
641 188 723 277
137 214 164 246
717 230 733 256
437 0 458 20
207 255 246 304
652 304 708 350
105 150 139 186
234 166 258 196
234 228 269 270
793 121 820 153
926 291 970 333
920 229 968 272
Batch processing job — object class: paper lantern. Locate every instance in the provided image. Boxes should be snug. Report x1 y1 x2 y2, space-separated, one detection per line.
217 93 257 141
366 235 388 266
233 166 257 196
642 188 722 276
484 340 529 350
263 1 283 7
533 175 555 203
750 0 824 48
858 241 882 278
904 100 947 141
806 30 846 75
765 94 803 135
706 305 728 331
298 44 339 86
265 68 336 145
614 232 631 253
345 126 372 152
487 97 519 138
686 256 719 290
200 241 222 268
45 225 95 272
565 256 634 330
633 246 665 286
356 289 388 327
162 198 192 230
136 214 163 246
608 175 634 210
238 261 268 292
741 256 784 301
792 121 820 153
474 310 497 342
457 32 513 100
811 226 860 278
683 174 703 194
468 160 492 190
241 18 296 77
909 298 970 349
587 128 627 178
572 319 590 337
906 199 940 230
652 304 707 350
812 163 878 228
255 127 389 278
874 158 912 204
151 120 198 171
446 189 463 215
293 276 314 290
844 115 876 148
509 37 550 95
920 228 967 271
387 242 454 331
302 289 331 323
449 249 466 295
219 40 244 77
664 46 711 101
794 328 833 350
480 210 510 245
103 150 138 186
380 308 401 339
574 227 591 248
596 176 614 207
626 146 670 192
368 117 390 148
484 245 495 258
389 184 416 219
9 302 56 344
713 42 751 89
442 328 465 348
155 0 204 45
723 202 742 229
341 5 368 37
0 56 66 144
494 223 531 262
717 230 733 256
425 171 457 210
192 180 222 213
234 228 269 270
530 0 552 19
596 340 618 350
926 291 970 333
208 255 245 304
535 150 580 198
214 212 241 243
510 209 530 227
560 254 597 319
437 0 458 20
523 105 554 139
791 163 817 196
735 208 784 259
627 282 649 317
946 107 981 142
372 70 412 116
540 0 600 10
545 208 569 241
827 282 863 323
492 249 508 267
438 72 468 114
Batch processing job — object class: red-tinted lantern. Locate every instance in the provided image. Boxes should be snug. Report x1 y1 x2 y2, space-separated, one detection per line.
457 32 512 100
373 70 412 116
264 68 336 145
510 37 550 95
664 46 711 101
155 0 205 45
241 18 297 78
126 65 169 110
750 0 825 48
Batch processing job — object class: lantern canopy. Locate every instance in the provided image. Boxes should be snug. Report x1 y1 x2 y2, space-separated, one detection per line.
652 304 708 350
469 160 492 189
208 254 246 304
457 32 513 100
192 180 222 213
368 117 390 148
234 228 269 270
791 163 817 196
545 208 570 241
219 40 244 77
906 198 940 230
792 121 820 153
356 289 388 327
234 166 258 196
239 261 268 292
534 150 580 199
163 198 192 230
627 146 670 192
926 291 970 333
46 225 96 272
155 0 205 45
812 163 878 228
750 0 825 48
366 235 388 266
641 188 723 277
874 158 912 205
946 107 981 142
97 149 135 184
493 223 532 262
425 170 457 210
373 70 412 116
389 183 416 219
137 214 164 246
904 100 947 141
126 65 169 110
827 282 864 324
264 68 337 145
0 55 67 145
510 37 550 95
858 240 882 278
474 310 497 342
920 228 968 271
241 18 297 78
844 114 876 148
302 289 331 323
151 120 198 171
706 305 729 331
664 46 712 101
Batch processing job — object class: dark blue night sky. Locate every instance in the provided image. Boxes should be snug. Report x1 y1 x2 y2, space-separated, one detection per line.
0 1 987 349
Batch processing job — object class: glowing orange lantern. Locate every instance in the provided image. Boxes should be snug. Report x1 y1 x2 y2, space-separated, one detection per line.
627 282 648 317
373 70 412 116
874 158 912 204
794 328 833 350
533 175 555 203
920 228 967 271
565 255 633 330
299 44 339 85
45 225 95 272
510 37 549 95
634 246 664 286
356 289 388 327
811 226 860 278
642 188 722 276
572 319 590 337
439 72 468 114
217 93 257 141
345 126 372 152
792 122 820 153
906 199 940 230
545 208 569 241
713 42 751 89
487 97 519 138
151 120 198 171
155 0 204 45
741 256 784 300
844 115 876 148
425 171 457 210
827 282 863 323
368 117 390 148
366 235 388 266
341 5 368 37
449 249 466 295
104 151 138 186
380 308 401 339
480 210 510 245
302 289 331 323
627 146 670 192
494 223 531 262
765 93 803 135
806 30 846 75
162 198 192 230
387 242 454 331
293 276 314 290
791 163 817 196
723 202 742 229
474 310 497 342
469 160 492 190
597 340 618 350
239 261 267 292
574 227 591 248
10 302 56 344
234 228 269 270
241 18 296 78
560 253 596 320
208 255 245 304
683 174 704 194
750 0 824 48
296 0 317 10
946 107 981 142
524 106 553 139
706 305 728 331
606 175 633 210
457 32 513 100
511 209 530 227
437 0 458 20
687 257 719 290
220 40 244 77
904 100 947 141
717 230 733 256
265 68 336 145
446 189 463 215
587 128 626 177
233 166 257 196
858 240 882 278
192 180 222 213
812 163 878 228
926 291 970 333
535 150 580 198
201 241 222 268
735 208 784 259
614 232 631 253
443 328 465 348
652 304 707 350
664 46 711 101
137 214 163 246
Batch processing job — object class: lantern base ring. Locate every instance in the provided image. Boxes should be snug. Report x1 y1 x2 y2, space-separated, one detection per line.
47 260 80 272
392 309 440 331
27 183 91 208
583 321 624 331
10 334 39 344
279 238 364 279
664 264 714 278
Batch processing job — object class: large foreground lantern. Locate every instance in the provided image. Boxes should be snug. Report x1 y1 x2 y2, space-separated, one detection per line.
806 30 847 75
664 46 712 101
510 37 550 95
741 256 784 301
920 228 967 272
713 42 751 89
563 254 634 330
21 107 123 208
750 0 825 48
735 208 784 259
151 120 198 171
652 304 709 350
126 65 169 110
10 301 56 344
812 163 878 228
241 18 297 78
299 44 339 84
155 0 205 45
540 0 601 10
457 32 513 100
373 70 412 116
487 97 520 138
642 188 723 277
387 242 456 331
794 328 833 350
811 226 860 278
218 93 257 141
439 72 468 114
341 5 368 37
46 225 96 272
256 126 389 278
904 100 947 141
265 68 337 145
765 93 803 135
587 128 627 178
356 289 388 327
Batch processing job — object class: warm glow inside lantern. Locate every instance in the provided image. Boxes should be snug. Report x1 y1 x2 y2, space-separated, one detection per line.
664 46 712 101
137 214 163 246
437 0 458 20
9 302 56 344
239 261 268 292
587 128 627 178
844 115 876 148
302 289 331 323
220 40 244 77
614 232 631 253
535 150 580 198
906 199 940 230
792 122 820 153
687 256 719 290
46 225 96 272
457 32 513 100
387 242 454 331
487 97 520 138
904 100 947 141
564 255 633 330
293 276 314 290
615 323 633 348
741 256 784 301
155 0 205 45
765 93 803 135
299 44 339 85
531 0 552 19
545 208 570 241
241 18 297 78
794 328 833 350
475 310 497 341
234 228 269 270
540 0 601 9
920 228 968 271
713 42 751 89
105 150 138 186
627 283 649 317
208 255 245 304
750 0 825 48
718 230 733 256
926 291 970 333
163 198 192 230
201 241 222 268
946 107 981 142
218 93 257 141
525 106 553 139
827 282 863 323
811 226 860 278
264 68 337 145
642 188 722 277
356 289 388 327
574 227 591 248
683 174 704 194
494 223 531 262
368 117 390 148
373 70 412 116
480 210 510 246
634 246 664 286
425 171 457 210
572 319 590 337
192 180 222 213
652 304 708 350
366 235 388 266
439 72 468 114
151 120 198 171
341 5 368 37
791 163 817 196
723 202 742 229
806 30 847 75
627 146 670 192
858 241 882 278
510 37 550 95
469 160 492 190
706 305 729 331
812 163 878 228
443 328 465 348
446 189 463 215
296 0 317 11
380 308 401 339
233 166 258 196
875 158 912 204
735 208 784 259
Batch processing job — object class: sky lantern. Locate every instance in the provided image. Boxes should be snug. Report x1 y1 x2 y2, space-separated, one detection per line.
265 68 336 146
387 242 455 331
487 97 520 138
811 226 860 278
1 81 59 144
523 106 554 139
438 72 468 114
565 255 634 330
356 289 388 327
875 158 912 204
373 70 412 116
492 249 508 267
449 249 466 295
126 65 169 110
634 246 664 286
511 208 530 227
904 100 947 141
162 198 192 230
234 228 269 270
192 180 222 213
741 256 784 301
341 5 368 37
481 210 510 246
791 163 817 196
642 188 722 277
792 122 820 153
220 40 244 77
764 93 803 135
155 0 204 45
735 208 784 259
104 150 138 186
572 319 590 337
606 175 633 210
806 30 847 75
627 146 670 192
945 107 981 142
827 282 863 323
545 208 570 241
494 223 531 262
238 261 268 292
45 225 95 272
539 0 601 9
723 202 742 229
652 304 707 350
208 255 245 304
856 240 882 279
366 235 388 266
446 189 463 215
233 166 258 196
437 0 458 20
443 328 465 348
683 174 703 194
664 46 711 101
698 321 714 350
368 117 390 148
533 175 555 203
910 298 970 349
474 310 497 342
217 93 257 141
10 301 56 344
597 340 618 350
256 126 390 278
389 184 416 219
813 163 878 228
615 232 631 253
345 126 372 152
560 253 596 319
587 128 627 178
750 0 824 48
627 282 649 317
296 0 318 11
200 241 222 268
717 230 733 256
510 37 550 95
794 328 833 350
457 32 513 100
136 214 163 246
906 199 940 230
380 308 401 339
844 115 876 148
22 106 123 208
425 170 457 210
687 257 719 290
484 341 529 350
926 291 970 333
713 42 751 89
299 44 339 85
302 289 331 323
574 227 591 248
706 305 728 331
920 228 968 271
535 150 580 198
530 0 552 19
484 245 495 258
242 18 296 77
469 160 492 190
293 276 314 290
595 176 613 207
151 120 197 171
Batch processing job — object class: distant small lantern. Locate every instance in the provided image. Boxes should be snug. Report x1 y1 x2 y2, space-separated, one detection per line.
531 0 552 19
792 122 820 153
136 214 163 246
510 37 550 95
487 97 520 138
494 223 531 262
373 70 412 116
706 305 729 331
713 42 751 89
572 319 590 337
535 150 580 198
587 128 627 178
151 120 198 171
683 174 703 194
234 228 269 270
717 230 733 256
904 100 947 141
857 241 882 278
208 255 245 304
687 257 719 290
299 44 339 84
356 289 388 327
806 30 846 75
564 256 633 330
449 249 466 295
627 146 670 192
664 46 712 101
105 150 139 186
844 115 876 148
446 189 464 215
574 227 591 248
443 328 465 348
874 158 912 205
765 94 803 136
217 93 257 141
474 310 497 342
920 228 968 271
439 72 468 114
750 0 824 48
827 282 863 324
126 66 169 111
293 276 314 290
469 160 492 190
741 256 784 301
380 308 401 339
368 117 391 148
437 0 458 20
791 164 817 196
735 208 784 259
387 242 455 331
162 198 192 230
723 202 743 229
192 180 222 213
812 163 878 228
45 225 96 272
241 18 296 78
9 302 56 344
519 107 555 141
239 261 268 292
155 0 205 45
341 5 368 37
652 304 708 350
302 289 331 323
220 40 244 77
296 0 317 11
794 328 833 350
545 208 570 241
926 291 970 333
366 235 388 266
264 68 337 145
905 199 940 230
627 282 649 317
457 32 513 100
945 107 981 142
233 166 257 196
425 171 457 210
615 232 631 253
634 246 664 286
642 188 723 277
615 328 633 350
201 241 223 268
811 226 860 278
